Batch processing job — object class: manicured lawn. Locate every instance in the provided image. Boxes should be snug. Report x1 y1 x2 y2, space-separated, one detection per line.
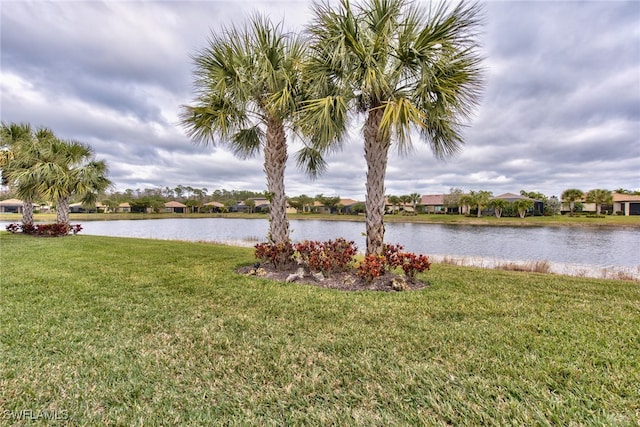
1 233 639 425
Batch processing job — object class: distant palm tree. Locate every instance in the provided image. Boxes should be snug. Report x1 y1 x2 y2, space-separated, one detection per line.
181 14 307 245
409 193 421 214
512 198 534 218
488 198 509 218
585 189 613 216
561 188 584 216
301 0 484 255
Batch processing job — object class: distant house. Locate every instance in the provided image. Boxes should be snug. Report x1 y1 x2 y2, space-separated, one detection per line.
419 194 446 214
337 198 360 214
204 201 225 213
117 202 131 213
492 193 544 216
0 198 31 214
0 198 50 214
164 201 187 213
69 202 100 213
613 193 640 216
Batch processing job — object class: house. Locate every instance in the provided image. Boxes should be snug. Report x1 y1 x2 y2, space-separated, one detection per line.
492 193 544 216
613 193 640 216
0 198 32 213
164 201 187 214
337 198 360 214
204 201 225 213
117 202 131 213
419 194 446 214
69 202 101 213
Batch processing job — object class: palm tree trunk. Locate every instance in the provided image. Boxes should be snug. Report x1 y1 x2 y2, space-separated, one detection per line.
22 199 34 225
364 109 391 256
56 196 70 224
264 117 289 245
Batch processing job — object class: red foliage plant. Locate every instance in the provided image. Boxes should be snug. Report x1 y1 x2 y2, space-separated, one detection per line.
294 238 357 275
5 223 83 237
356 254 387 283
254 241 294 271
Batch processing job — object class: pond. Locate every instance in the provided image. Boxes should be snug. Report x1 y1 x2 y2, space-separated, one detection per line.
4 217 636 279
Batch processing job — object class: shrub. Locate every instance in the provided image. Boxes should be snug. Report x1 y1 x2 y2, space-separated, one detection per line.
396 252 431 279
5 223 21 233
5 222 83 237
294 238 357 275
356 255 386 283
254 241 294 271
382 243 404 271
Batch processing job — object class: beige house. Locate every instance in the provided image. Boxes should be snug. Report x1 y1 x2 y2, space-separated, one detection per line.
613 193 640 216
0 198 44 213
164 201 187 213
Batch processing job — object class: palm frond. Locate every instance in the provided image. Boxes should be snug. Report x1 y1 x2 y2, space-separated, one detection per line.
295 145 328 180
230 126 264 159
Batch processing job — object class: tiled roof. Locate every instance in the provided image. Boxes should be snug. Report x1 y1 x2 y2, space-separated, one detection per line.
419 194 444 205
165 201 187 208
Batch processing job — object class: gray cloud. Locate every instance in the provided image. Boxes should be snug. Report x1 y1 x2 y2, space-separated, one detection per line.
1 0 638 200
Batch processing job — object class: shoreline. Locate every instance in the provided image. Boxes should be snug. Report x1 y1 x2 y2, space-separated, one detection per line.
2 212 640 229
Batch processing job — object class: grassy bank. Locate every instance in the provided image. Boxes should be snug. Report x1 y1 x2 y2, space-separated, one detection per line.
1 233 639 425
2 211 640 228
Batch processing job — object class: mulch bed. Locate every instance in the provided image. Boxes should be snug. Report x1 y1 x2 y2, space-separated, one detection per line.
237 263 429 292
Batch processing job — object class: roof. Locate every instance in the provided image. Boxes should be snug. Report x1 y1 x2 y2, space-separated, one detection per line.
0 198 24 206
118 202 130 207
204 201 224 207
165 201 187 208
419 194 444 205
493 193 538 201
613 193 640 202
339 198 359 206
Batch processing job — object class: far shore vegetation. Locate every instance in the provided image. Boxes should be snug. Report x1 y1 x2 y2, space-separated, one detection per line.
2 210 639 228
2 233 639 425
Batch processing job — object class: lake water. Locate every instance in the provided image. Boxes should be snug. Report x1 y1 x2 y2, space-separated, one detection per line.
3 217 639 279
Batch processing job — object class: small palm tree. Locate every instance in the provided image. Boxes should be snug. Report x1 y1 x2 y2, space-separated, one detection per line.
488 198 509 218
512 198 534 218
302 0 484 255
561 188 584 216
181 14 308 245
409 192 421 214
585 189 613 216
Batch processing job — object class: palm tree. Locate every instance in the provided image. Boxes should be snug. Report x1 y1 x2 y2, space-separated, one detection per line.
488 198 509 218
561 188 584 216
302 0 484 255
463 190 491 218
409 192 421 214
585 189 613 216
0 123 51 226
34 138 111 224
512 198 534 218
180 14 307 245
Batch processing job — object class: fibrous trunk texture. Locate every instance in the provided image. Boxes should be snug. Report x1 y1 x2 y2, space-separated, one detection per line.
22 199 34 226
364 108 391 256
264 117 289 245
57 196 70 225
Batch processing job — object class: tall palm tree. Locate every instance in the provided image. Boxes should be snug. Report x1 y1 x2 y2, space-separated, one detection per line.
585 189 613 216
561 188 584 216
180 14 308 245
302 0 484 255
33 138 111 225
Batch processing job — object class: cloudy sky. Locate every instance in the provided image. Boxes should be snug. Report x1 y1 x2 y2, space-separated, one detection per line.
1 0 638 200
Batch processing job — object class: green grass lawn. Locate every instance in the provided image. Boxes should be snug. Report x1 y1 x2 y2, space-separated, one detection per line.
1 233 639 425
